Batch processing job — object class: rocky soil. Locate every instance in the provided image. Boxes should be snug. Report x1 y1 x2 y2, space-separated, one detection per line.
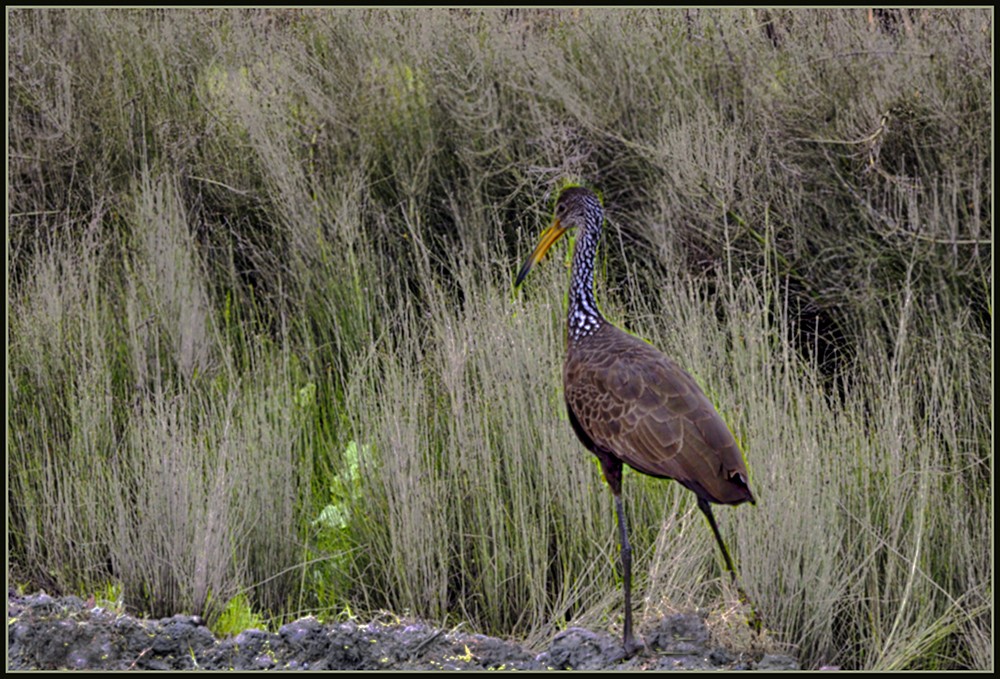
8 590 800 671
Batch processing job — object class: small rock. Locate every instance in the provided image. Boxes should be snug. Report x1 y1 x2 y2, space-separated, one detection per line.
537 627 624 670
755 653 801 671
709 647 735 665
279 616 324 646
27 592 57 614
645 612 710 655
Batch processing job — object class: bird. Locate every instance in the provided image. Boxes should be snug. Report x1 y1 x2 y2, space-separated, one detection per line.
515 186 756 656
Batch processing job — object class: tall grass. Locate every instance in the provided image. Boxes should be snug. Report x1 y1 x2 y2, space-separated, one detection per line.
9 8 991 670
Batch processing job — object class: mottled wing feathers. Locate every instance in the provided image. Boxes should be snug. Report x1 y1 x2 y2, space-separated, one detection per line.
564 324 754 506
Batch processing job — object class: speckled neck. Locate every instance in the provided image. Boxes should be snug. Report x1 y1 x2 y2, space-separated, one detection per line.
567 203 606 344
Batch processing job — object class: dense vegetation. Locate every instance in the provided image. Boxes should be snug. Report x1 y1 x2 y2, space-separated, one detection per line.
8 8 991 670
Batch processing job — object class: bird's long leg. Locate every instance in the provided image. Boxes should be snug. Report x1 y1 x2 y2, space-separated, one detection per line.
696 497 763 632
613 492 643 656
697 497 737 576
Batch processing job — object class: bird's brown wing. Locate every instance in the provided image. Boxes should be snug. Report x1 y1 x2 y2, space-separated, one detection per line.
564 324 753 505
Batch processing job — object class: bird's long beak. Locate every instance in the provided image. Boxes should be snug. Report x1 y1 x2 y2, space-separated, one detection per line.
515 218 568 287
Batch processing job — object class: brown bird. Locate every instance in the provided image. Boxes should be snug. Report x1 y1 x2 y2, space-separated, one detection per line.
515 186 756 656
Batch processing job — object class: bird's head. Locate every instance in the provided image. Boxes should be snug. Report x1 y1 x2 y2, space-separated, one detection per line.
515 186 603 287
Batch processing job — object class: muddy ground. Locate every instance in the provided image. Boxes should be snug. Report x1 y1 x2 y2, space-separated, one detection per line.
8 590 800 671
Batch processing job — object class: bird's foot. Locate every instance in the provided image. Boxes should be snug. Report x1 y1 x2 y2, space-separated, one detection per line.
734 583 765 633
746 607 765 634
622 634 647 658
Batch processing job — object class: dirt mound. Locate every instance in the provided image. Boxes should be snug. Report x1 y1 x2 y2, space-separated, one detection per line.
8 591 799 671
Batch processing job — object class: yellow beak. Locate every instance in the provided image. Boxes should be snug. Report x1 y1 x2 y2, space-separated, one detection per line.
514 219 569 287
